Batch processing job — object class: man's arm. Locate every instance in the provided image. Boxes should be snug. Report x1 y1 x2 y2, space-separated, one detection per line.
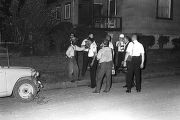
140 53 145 69
123 52 130 67
75 45 85 51
90 46 97 66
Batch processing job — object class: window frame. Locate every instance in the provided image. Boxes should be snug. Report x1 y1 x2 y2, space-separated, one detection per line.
156 0 173 20
64 3 71 20
56 6 61 20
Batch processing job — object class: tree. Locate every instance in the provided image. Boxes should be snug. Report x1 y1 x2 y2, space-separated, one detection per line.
8 0 55 55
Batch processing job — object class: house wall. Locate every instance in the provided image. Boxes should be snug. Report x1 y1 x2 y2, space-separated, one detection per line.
108 0 180 49
118 0 180 35
56 0 78 26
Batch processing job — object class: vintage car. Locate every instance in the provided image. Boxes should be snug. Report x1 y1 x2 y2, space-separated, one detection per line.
0 47 43 102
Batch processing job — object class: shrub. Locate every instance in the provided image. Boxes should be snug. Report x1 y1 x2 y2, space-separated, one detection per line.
172 37 180 49
32 33 50 56
158 36 169 49
49 22 73 52
138 35 155 50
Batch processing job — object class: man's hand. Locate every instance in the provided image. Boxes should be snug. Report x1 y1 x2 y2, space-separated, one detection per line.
90 62 94 67
140 63 144 69
123 61 127 67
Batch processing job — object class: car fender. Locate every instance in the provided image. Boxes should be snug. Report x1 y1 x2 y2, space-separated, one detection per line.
8 76 35 96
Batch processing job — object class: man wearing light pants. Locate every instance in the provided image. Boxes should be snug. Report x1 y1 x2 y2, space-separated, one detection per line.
93 39 113 93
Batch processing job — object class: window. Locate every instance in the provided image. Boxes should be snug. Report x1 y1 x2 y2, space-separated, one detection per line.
64 3 71 19
157 0 173 19
56 6 61 20
51 6 61 20
109 0 117 17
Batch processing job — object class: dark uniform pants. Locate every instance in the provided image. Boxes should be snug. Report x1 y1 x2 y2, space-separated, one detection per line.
96 61 112 92
116 52 125 70
89 57 98 88
81 51 89 76
127 56 141 91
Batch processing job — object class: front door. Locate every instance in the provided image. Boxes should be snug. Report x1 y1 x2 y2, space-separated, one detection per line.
0 68 6 93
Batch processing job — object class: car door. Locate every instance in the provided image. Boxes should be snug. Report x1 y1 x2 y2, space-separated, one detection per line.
0 68 6 93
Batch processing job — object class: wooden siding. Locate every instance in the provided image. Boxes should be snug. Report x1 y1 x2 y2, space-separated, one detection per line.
116 0 180 35
54 0 78 25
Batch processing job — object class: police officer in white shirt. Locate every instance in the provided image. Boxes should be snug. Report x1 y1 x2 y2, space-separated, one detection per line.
81 33 92 77
123 34 145 93
88 34 98 88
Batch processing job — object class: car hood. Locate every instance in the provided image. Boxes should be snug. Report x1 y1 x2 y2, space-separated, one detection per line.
1 66 36 76
2 66 33 70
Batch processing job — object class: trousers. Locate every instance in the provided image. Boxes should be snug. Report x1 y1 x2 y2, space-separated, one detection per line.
96 61 112 92
89 57 98 88
126 56 141 90
81 51 89 76
116 52 125 70
67 56 79 81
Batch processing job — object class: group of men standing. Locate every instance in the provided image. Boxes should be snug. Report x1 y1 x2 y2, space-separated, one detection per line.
66 32 145 93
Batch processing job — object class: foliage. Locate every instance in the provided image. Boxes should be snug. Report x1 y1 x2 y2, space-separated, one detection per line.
6 0 56 56
172 37 180 49
158 36 169 49
49 22 73 52
138 35 155 50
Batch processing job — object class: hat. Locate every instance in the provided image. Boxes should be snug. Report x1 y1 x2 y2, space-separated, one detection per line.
119 34 124 38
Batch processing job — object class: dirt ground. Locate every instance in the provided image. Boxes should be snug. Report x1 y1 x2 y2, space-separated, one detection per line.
0 75 180 120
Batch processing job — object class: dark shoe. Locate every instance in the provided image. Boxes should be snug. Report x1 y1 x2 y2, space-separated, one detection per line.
88 85 96 88
103 90 110 93
126 89 131 93
123 85 127 88
92 90 100 94
136 90 141 92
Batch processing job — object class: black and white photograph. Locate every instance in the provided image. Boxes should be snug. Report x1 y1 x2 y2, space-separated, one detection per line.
0 0 180 120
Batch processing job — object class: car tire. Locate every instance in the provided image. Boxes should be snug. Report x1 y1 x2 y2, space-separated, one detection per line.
13 79 37 102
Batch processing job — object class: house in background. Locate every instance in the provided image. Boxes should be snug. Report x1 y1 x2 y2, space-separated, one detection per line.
48 0 180 49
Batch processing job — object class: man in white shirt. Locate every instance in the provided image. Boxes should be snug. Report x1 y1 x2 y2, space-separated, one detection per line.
123 34 145 93
81 33 92 77
88 34 98 88
66 37 85 82
93 39 113 93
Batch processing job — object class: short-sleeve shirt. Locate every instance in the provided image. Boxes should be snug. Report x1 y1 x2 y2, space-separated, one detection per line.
88 41 97 57
97 47 112 63
81 39 91 52
126 40 145 56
